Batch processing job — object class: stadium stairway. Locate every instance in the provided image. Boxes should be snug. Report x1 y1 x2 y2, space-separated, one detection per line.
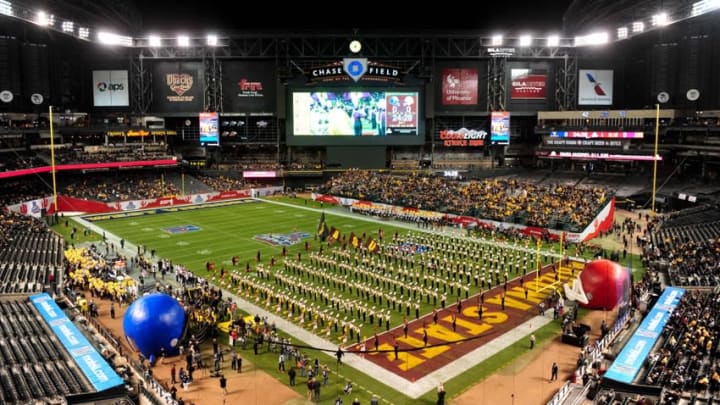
165 172 215 195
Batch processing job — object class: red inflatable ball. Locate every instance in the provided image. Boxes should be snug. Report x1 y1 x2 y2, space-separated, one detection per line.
578 259 630 310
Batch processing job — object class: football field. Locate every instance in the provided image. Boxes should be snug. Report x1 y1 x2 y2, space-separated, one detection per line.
78 197 572 404
86 199 407 278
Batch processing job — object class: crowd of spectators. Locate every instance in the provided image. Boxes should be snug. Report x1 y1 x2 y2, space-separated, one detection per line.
0 210 50 250
650 238 720 287
0 169 278 209
0 152 47 171
215 149 279 171
318 170 612 231
0 177 51 207
643 205 720 286
641 291 720 398
193 174 263 192
0 171 187 206
285 161 324 170
214 160 279 171
38 144 174 165
214 159 323 171
60 172 179 202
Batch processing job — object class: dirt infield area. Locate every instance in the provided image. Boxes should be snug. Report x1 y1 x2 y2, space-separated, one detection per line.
453 309 609 405
94 298 302 405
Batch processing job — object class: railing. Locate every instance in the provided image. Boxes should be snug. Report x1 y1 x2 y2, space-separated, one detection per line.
141 382 176 405
546 381 573 405
86 315 122 356
546 308 633 405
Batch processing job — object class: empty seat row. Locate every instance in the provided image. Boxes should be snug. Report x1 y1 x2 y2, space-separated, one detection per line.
0 263 55 293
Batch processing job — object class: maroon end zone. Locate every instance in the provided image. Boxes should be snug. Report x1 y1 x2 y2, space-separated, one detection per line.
349 262 578 381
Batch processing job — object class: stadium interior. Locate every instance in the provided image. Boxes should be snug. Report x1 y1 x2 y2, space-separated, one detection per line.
1 0 720 404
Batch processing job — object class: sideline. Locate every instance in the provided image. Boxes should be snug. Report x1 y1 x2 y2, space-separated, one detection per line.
257 197 573 260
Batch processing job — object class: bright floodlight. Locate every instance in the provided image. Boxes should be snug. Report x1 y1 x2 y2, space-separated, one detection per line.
97 31 133 47
149 35 161 47
632 21 645 33
78 27 90 39
652 12 669 26
177 35 190 47
574 32 609 47
61 21 73 33
546 35 560 47
0 0 12 17
490 35 503 46
206 34 218 46
692 0 720 17
617 27 628 39
35 10 53 26
518 35 532 47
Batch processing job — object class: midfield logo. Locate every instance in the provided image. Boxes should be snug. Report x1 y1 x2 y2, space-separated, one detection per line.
253 232 311 246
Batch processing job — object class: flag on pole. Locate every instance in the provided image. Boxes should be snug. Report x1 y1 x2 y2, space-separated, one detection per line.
317 212 329 241
536 236 542 291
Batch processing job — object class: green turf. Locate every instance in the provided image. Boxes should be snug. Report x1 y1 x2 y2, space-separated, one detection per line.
87 200 402 275
52 219 103 245
86 199 554 345
78 198 643 404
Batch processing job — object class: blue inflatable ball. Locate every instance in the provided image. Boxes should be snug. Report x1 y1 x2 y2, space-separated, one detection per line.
123 293 186 358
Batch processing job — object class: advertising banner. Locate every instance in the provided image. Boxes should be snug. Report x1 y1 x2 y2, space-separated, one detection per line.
578 69 613 105
549 131 643 139
152 61 204 113
604 287 685 384
221 61 277 113
243 171 277 178
510 69 547 100
385 92 418 133
490 111 510 144
538 151 662 161
199 112 219 145
30 293 124 392
93 70 129 107
439 128 487 147
441 68 478 105
544 138 624 148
